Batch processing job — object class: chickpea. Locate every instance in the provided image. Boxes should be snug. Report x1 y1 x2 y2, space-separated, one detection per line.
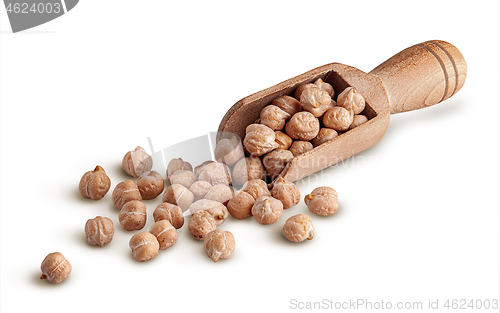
259 105 291 131
129 232 159 262
189 180 213 201
241 179 270 200
194 160 214 178
162 183 194 212
243 124 279 157
188 199 229 226
153 202 184 229
262 149 294 180
85 216 114 247
336 87 366 115
119 200 147 231
137 170 164 200
252 196 283 225
282 214 315 242
294 83 316 100
323 107 354 132
188 210 217 241
349 114 369 130
232 157 266 186
271 95 302 116
149 220 177 250
289 141 314 157
271 177 300 209
275 131 293 150
204 184 234 206
169 170 197 189
314 78 335 98
40 252 72 284
227 190 255 219
79 165 111 200
204 230 235 262
312 128 338 146
299 86 333 117
197 162 232 186
214 136 244 166
112 180 142 210
304 186 338 216
166 158 193 179
122 146 153 178
285 112 320 141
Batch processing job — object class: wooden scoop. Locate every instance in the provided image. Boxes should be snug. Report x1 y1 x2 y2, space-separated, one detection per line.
217 40 467 183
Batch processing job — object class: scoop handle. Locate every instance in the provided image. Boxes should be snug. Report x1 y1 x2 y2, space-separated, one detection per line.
369 40 467 114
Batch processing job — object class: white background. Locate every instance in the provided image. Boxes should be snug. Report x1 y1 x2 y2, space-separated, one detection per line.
1 1 499 312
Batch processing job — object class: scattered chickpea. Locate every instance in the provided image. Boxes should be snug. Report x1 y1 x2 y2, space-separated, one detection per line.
137 170 164 200
232 157 266 186
271 177 300 209
204 184 234 206
194 160 214 178
166 158 193 179
129 232 159 262
204 230 235 262
323 107 354 132
282 214 315 242
294 83 316 100
112 180 142 210
262 149 294 179
285 111 320 141
271 95 302 116
275 131 293 150
85 216 114 247
336 87 366 115
252 196 283 225
243 124 279 157
189 180 213 201
169 170 197 188
122 146 153 178
188 199 229 226
314 78 335 98
162 183 194 212
153 202 184 229
349 114 369 130
149 220 177 250
119 200 147 231
289 140 314 157
227 190 255 220
312 128 339 146
79 165 111 200
259 105 291 131
197 162 232 186
305 186 338 216
40 252 72 284
214 136 244 166
299 86 333 117
188 210 217 241
241 179 271 200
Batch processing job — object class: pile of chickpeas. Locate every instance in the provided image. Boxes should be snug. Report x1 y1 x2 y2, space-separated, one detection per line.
39 81 366 283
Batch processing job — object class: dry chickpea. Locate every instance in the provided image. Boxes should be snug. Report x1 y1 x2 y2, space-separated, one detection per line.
337 87 366 115
153 202 184 229
40 252 72 284
285 112 320 141
214 136 244 166
122 146 153 178
289 140 314 157
194 160 214 178
129 232 159 262
282 214 315 242
349 114 369 130
198 162 232 186
232 156 266 186
312 128 339 146
188 199 229 226
188 210 217 241
79 165 111 200
189 180 213 201
299 86 333 117
262 149 294 179
251 196 283 225
314 78 335 98
323 107 354 132
166 158 193 179
275 131 293 150
259 105 291 131
204 184 234 206
305 186 338 216
85 216 114 247
227 190 255 220
137 170 164 200
204 230 235 262
119 200 147 231
149 220 177 250
271 95 302 116
294 83 316 100
271 177 300 209
241 179 270 200
169 170 197 188
162 183 194 212
112 180 142 210
243 124 279 157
